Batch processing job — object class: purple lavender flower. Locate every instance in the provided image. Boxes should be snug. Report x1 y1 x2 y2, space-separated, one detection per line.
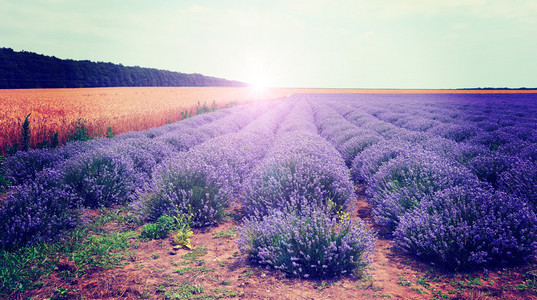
0 168 81 249
238 208 376 278
394 185 537 269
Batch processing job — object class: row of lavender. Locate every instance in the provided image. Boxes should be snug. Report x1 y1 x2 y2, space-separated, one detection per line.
309 93 537 269
138 98 375 278
0 96 376 278
0 101 274 247
238 100 375 278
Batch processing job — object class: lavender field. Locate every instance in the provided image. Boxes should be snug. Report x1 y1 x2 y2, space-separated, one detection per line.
2 93 537 296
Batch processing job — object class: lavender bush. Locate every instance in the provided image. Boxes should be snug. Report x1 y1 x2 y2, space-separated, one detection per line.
394 186 537 269
242 153 353 217
142 162 224 228
3 148 62 185
369 150 477 232
468 153 516 188
351 139 413 183
498 160 537 209
0 168 81 249
63 148 140 208
238 209 376 278
138 101 292 227
338 133 381 166
242 108 354 218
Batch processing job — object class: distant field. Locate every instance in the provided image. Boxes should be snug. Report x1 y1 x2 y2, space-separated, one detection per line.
0 87 292 154
2 86 536 154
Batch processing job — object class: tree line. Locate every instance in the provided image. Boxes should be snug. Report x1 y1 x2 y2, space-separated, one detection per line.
0 47 246 89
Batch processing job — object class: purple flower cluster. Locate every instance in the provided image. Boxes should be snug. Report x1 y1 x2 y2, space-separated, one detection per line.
0 168 80 249
369 150 479 232
241 100 354 217
304 93 537 268
394 186 537 269
62 147 142 208
238 99 376 278
143 158 225 227
3 148 63 185
238 208 376 279
139 101 292 227
0 101 281 245
499 159 537 209
153 102 272 152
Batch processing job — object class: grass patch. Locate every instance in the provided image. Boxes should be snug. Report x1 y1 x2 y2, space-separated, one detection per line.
213 227 238 239
411 287 428 294
160 283 205 299
173 266 213 275
397 276 412 287
182 246 208 262
0 206 137 297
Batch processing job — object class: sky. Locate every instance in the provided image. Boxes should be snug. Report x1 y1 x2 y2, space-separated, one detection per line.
1 0 537 89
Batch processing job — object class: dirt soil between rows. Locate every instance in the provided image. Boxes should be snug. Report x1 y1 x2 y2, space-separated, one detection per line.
15 187 537 300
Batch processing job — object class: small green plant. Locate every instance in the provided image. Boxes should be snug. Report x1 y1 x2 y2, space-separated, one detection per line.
6 144 18 155
180 109 192 120
397 276 412 287
243 269 254 280
358 274 374 289
21 113 31 151
213 227 238 238
38 130 60 149
106 126 114 138
411 287 427 294
223 101 237 109
182 246 207 262
372 286 383 292
140 215 175 240
196 101 210 115
211 288 243 298
52 287 79 299
162 284 205 299
467 275 482 286
211 100 218 111
173 265 212 275
315 281 329 291
69 118 91 142
220 280 232 285
152 254 160 259
432 290 449 299
416 277 431 289
171 214 193 249
51 131 59 148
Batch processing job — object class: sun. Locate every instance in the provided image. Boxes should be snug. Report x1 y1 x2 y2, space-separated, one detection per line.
250 75 268 93
245 56 273 96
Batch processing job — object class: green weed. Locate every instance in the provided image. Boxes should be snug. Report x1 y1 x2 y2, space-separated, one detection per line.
213 227 238 239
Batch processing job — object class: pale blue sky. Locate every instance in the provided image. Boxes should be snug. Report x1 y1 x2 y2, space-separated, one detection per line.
1 0 536 88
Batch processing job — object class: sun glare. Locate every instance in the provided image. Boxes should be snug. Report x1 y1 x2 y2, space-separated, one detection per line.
245 56 273 97
250 76 268 92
